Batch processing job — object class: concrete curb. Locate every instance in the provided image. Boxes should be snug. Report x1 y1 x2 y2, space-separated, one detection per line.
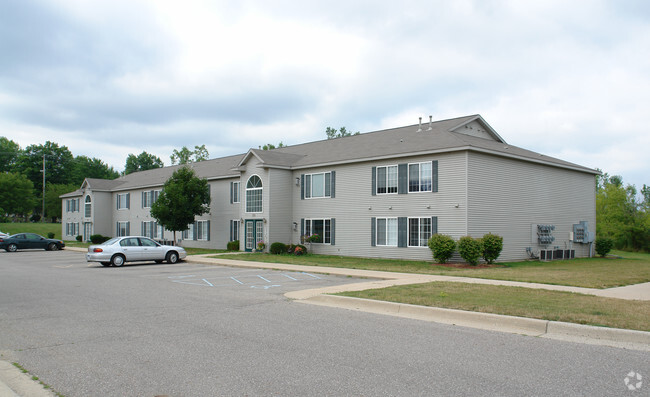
296 294 650 351
0 361 54 397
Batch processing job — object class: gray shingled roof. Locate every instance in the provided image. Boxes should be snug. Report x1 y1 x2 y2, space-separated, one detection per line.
61 114 597 197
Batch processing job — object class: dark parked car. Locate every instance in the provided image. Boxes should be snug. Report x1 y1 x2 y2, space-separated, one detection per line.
0 233 66 252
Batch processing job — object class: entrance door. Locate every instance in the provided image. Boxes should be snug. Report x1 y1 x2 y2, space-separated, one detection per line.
83 222 93 242
244 220 263 252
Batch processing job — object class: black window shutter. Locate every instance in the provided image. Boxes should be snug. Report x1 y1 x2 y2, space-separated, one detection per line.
371 167 376 196
398 217 407 247
142 192 145 208
330 171 335 198
141 221 144 236
300 218 305 239
126 193 130 209
116 196 119 210
193 222 198 240
230 182 233 204
229 220 233 241
207 220 210 241
432 160 438 193
330 218 335 245
116 222 119 236
432 216 438 235
371 217 376 246
126 222 130 236
398 164 408 194
300 174 305 200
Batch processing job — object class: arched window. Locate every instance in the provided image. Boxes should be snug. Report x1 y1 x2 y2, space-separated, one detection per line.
245 175 262 213
84 195 92 217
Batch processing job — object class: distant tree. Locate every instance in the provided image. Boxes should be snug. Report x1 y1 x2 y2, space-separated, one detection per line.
71 155 119 185
0 172 38 218
171 145 210 165
124 152 164 175
596 174 650 251
262 142 285 150
15 141 74 193
150 166 211 243
326 127 360 139
0 137 22 173
44 183 79 222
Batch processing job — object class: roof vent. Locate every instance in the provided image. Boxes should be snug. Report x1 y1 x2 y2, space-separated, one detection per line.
417 117 422 132
427 115 433 131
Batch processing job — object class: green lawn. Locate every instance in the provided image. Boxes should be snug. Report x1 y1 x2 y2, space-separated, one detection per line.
0 222 62 239
214 250 650 288
338 281 650 331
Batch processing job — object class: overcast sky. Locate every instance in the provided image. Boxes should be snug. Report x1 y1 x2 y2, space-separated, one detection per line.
1 0 648 189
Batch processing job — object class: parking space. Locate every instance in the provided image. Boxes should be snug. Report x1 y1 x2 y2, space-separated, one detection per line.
168 270 323 289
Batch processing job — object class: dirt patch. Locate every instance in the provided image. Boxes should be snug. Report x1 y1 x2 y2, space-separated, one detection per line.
430 262 506 269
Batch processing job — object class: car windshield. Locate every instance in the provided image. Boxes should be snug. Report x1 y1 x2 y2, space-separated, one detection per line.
102 238 120 245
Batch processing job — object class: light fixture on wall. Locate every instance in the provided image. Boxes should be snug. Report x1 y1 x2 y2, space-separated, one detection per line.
295 177 300 186
454 203 460 208
292 222 298 231
240 218 244 223
263 218 267 223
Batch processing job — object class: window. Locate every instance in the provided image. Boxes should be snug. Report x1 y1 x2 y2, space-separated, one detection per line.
117 193 130 210
376 165 398 194
117 221 130 237
246 175 262 213
66 198 80 212
84 196 92 217
409 217 432 247
376 218 398 246
196 220 209 241
157 224 165 240
409 162 432 193
304 172 332 198
231 182 240 203
303 219 332 244
183 224 194 240
142 221 157 238
230 220 239 241
65 222 79 236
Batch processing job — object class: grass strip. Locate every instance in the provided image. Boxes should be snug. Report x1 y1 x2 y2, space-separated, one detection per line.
337 281 650 331
214 251 650 289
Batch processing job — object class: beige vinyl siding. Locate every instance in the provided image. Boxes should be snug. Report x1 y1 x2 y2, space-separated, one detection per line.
467 151 596 261
91 191 113 237
292 152 468 260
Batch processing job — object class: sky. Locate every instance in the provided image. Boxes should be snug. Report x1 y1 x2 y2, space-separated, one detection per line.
1 0 649 189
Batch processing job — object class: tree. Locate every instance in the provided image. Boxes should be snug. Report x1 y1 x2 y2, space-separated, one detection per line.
262 142 285 150
150 166 211 243
124 152 164 175
44 183 79 222
326 126 360 139
15 141 74 193
71 155 119 185
596 174 650 251
0 172 38 219
0 137 22 173
170 145 210 165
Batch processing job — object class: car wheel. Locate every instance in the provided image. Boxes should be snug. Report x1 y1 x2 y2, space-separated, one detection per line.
100 262 111 267
6 243 17 252
111 254 125 267
47 243 58 251
166 251 179 264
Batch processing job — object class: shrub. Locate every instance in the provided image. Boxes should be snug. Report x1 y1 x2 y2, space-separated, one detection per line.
47 232 55 239
75 235 83 242
481 233 503 264
293 246 305 256
227 240 239 251
428 234 456 264
270 242 287 255
90 234 110 244
458 236 483 266
595 237 614 257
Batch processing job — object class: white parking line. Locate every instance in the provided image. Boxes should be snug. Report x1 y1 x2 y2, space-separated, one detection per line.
257 275 271 283
230 276 244 284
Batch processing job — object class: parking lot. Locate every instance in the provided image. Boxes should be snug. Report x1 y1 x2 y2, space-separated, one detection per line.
1 249 647 397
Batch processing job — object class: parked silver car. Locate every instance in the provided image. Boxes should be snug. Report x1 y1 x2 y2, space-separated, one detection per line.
86 236 186 267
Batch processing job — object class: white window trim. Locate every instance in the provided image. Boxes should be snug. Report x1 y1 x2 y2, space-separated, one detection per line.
408 217 432 247
408 162 433 193
245 175 263 213
117 221 130 237
303 218 332 245
304 172 332 199
233 181 241 203
117 193 129 210
197 220 209 241
376 165 398 195
376 217 398 247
